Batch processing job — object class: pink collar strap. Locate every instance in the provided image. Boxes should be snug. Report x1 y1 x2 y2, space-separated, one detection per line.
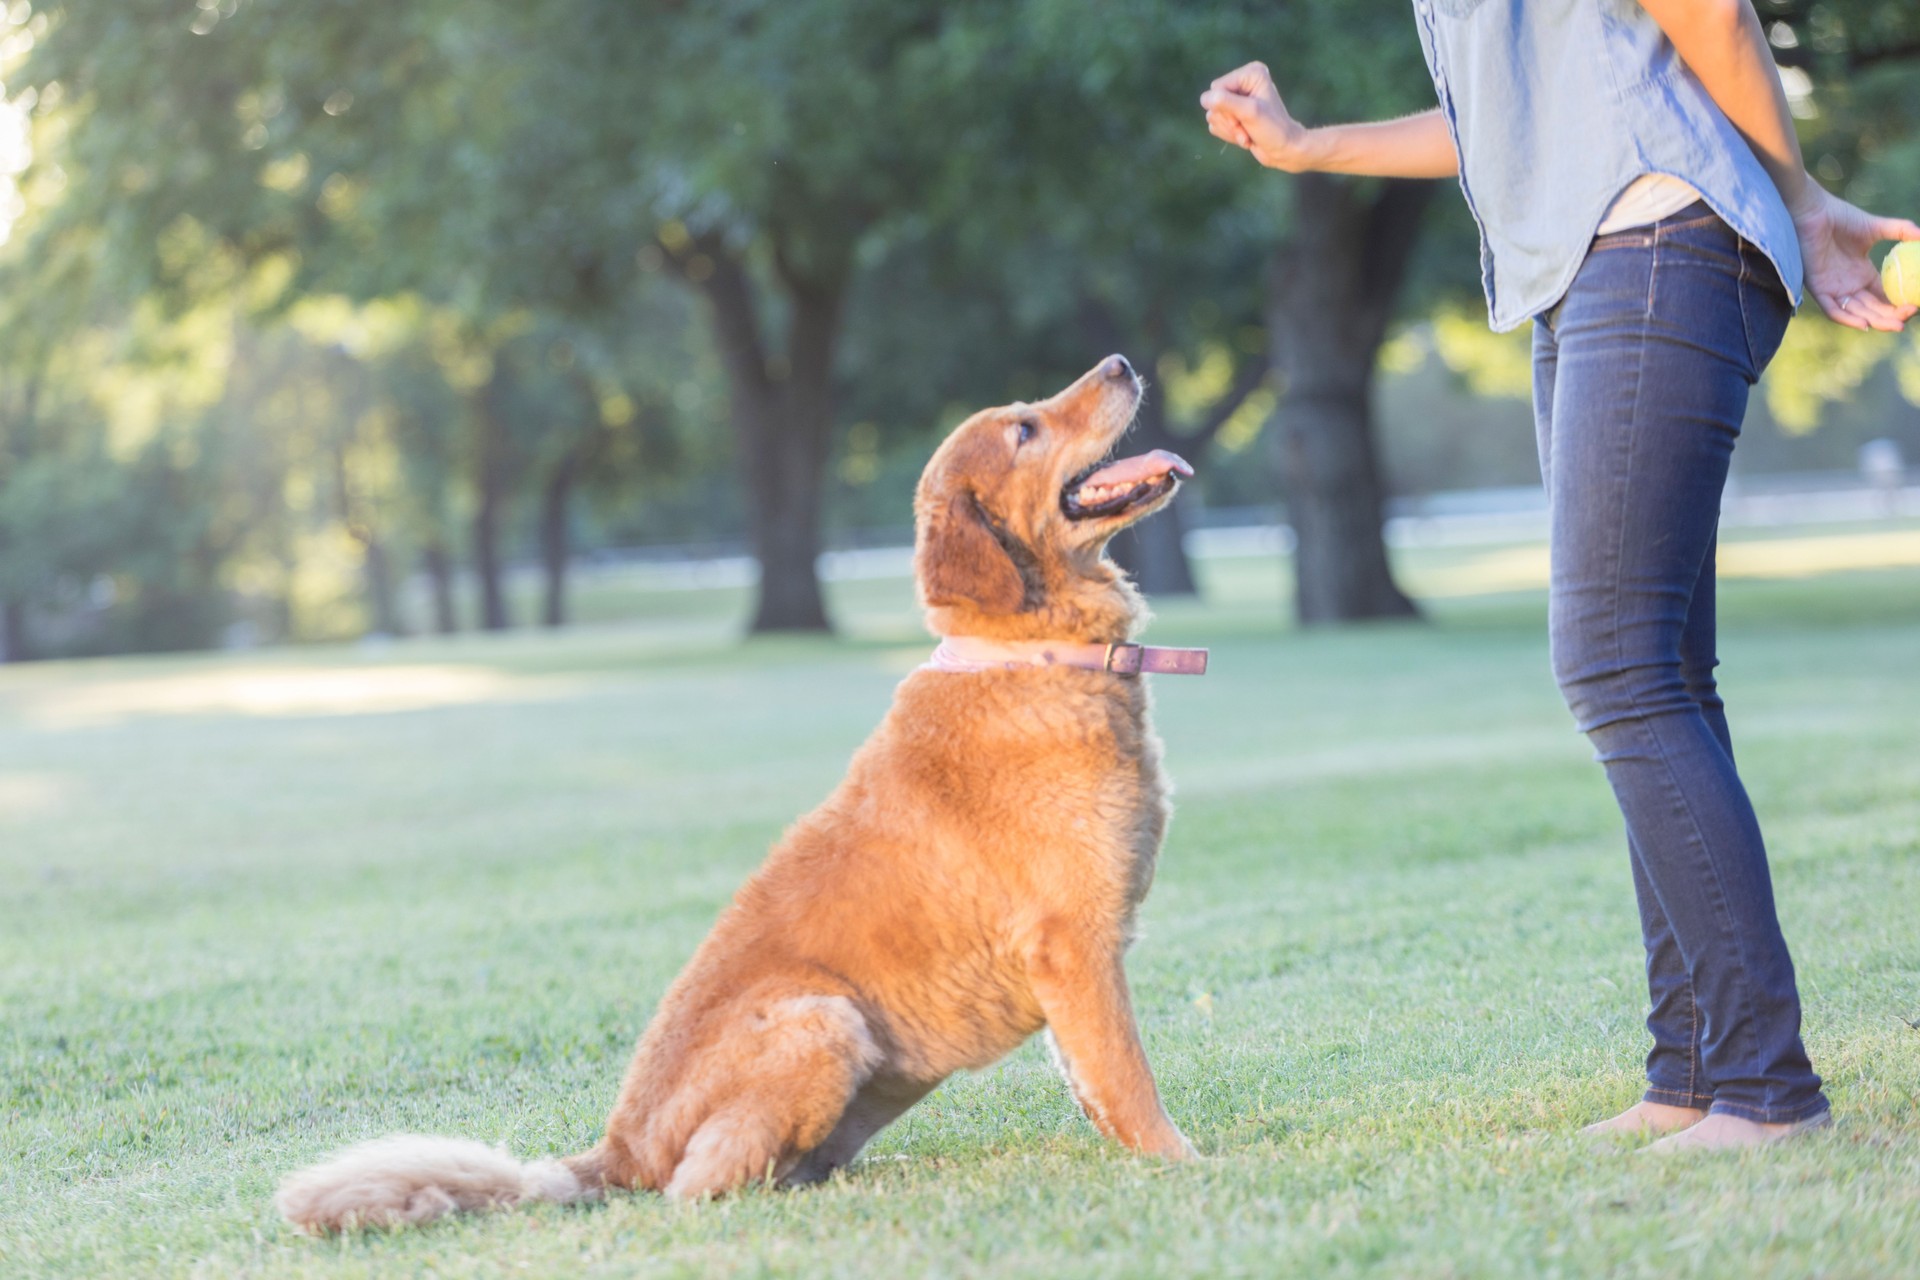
925 635 1209 677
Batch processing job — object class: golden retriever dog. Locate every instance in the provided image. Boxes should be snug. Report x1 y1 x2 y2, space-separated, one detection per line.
278 354 1208 1233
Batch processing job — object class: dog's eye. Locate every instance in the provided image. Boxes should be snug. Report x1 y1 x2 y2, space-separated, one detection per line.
1015 420 1037 446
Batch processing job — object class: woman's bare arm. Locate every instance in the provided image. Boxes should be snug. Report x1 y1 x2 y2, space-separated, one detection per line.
1638 0 1917 330
1199 62 1457 180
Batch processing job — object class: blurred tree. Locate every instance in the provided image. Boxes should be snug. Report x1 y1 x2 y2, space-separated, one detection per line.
954 1 1454 620
546 0 1078 632
373 339 468 635
1755 0 1920 433
12 0 1918 657
1762 0 1920 215
1212 1 1447 623
20 0 497 629
932 1 1278 598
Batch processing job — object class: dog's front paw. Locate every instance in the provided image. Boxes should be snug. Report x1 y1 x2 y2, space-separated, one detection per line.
1139 1126 1197 1162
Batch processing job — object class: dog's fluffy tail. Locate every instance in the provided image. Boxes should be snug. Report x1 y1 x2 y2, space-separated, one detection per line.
275 1135 604 1234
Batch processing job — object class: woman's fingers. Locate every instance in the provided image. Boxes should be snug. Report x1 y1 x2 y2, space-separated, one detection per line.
1858 293 1913 331
1853 297 1907 331
1873 216 1920 243
1201 92 1262 153
1209 61 1273 99
1851 274 1916 329
1818 294 1870 330
1205 105 1253 142
1199 88 1262 121
1207 110 1253 149
1822 288 1906 332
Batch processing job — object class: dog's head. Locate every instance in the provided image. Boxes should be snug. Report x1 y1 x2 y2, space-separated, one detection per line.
913 355 1192 641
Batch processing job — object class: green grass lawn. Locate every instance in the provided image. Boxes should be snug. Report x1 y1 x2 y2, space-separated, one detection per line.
4 531 1919 1279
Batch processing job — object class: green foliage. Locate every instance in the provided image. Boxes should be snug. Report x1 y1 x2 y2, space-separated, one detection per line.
1764 314 1903 433
3 0 1919 653
1427 305 1537 401
1760 0 1920 213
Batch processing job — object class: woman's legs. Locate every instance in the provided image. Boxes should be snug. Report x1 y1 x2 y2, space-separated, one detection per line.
1534 307 1714 1131
1531 208 1827 1132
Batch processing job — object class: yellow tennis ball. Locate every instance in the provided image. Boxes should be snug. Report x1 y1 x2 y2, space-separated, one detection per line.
1884 241 1920 307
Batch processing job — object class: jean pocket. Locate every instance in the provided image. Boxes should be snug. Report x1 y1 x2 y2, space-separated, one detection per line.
1739 251 1792 378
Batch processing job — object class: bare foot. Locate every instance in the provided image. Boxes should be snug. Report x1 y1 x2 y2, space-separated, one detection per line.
1580 1100 1708 1138
1643 1110 1831 1152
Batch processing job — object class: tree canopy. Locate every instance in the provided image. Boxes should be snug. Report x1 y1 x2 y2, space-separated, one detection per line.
2 0 1916 657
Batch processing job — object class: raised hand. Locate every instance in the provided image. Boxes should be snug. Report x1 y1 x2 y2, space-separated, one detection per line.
1200 61 1313 173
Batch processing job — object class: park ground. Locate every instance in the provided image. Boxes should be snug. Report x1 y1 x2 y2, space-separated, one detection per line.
3 524 1919 1279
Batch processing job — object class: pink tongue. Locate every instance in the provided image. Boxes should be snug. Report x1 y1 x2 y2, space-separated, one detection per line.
1081 449 1194 488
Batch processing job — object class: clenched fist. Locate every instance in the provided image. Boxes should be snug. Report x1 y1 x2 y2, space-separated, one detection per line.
1199 61 1314 173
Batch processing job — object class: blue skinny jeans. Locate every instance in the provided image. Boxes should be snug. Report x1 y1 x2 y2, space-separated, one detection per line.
1531 203 1828 1124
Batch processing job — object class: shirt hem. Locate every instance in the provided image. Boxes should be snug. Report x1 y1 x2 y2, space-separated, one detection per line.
1480 173 1804 333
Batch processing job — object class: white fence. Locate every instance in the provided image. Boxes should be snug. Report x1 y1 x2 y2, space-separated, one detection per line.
581 473 1920 591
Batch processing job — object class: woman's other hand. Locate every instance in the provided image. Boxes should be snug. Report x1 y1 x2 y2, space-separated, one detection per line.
1792 182 1920 332
1200 62 1315 173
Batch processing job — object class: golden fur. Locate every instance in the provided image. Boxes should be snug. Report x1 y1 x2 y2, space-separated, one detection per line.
277 355 1193 1234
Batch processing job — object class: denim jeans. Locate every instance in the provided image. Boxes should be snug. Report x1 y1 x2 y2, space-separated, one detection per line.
1531 203 1828 1124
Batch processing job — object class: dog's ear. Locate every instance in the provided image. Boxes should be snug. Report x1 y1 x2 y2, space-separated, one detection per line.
917 490 1028 615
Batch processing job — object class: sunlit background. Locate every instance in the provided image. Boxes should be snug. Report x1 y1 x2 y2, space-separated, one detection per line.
6 7 1920 1278
0 0 1915 658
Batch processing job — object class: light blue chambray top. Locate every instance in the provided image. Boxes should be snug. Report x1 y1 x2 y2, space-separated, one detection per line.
1411 0 1805 332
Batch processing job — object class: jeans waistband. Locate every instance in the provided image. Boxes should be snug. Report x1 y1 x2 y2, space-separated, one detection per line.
1592 199 1740 252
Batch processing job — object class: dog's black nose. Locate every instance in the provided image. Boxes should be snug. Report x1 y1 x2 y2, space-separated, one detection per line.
1100 354 1134 382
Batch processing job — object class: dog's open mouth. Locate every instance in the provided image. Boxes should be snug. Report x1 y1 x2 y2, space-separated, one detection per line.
1061 449 1194 521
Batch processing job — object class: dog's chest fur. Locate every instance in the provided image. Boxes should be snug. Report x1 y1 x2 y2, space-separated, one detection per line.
687 666 1173 1083
884 666 1171 954
893 667 1168 889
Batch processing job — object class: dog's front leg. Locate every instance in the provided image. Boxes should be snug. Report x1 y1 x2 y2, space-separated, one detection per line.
1021 920 1194 1160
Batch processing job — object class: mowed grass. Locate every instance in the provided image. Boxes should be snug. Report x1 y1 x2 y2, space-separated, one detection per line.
3 530 1920 1279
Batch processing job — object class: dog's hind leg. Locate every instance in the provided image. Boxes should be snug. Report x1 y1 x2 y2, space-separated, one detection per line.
662 993 882 1201
782 1075 935 1186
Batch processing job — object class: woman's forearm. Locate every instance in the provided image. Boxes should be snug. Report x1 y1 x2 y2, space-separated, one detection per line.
1635 0 1813 217
1201 65 1458 180
1293 110 1459 179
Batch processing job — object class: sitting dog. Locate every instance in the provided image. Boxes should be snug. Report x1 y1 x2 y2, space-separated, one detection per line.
278 354 1207 1232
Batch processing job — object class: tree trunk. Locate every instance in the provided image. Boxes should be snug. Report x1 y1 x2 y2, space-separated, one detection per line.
539 451 579 629
1081 302 1269 600
1266 174 1433 625
472 475 509 632
330 441 404 638
691 240 841 634
472 364 516 632
1107 391 1199 596
0 598 27 663
423 540 459 634
742 408 833 633
1 375 39 662
361 538 403 637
